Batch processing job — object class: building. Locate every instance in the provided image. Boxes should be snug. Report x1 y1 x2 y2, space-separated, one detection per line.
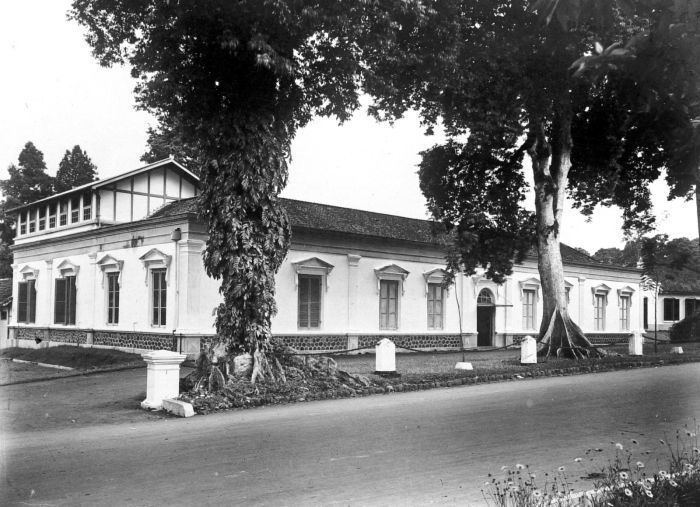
5 158 643 356
643 266 700 332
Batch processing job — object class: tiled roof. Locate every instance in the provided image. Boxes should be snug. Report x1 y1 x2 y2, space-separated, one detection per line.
150 197 625 269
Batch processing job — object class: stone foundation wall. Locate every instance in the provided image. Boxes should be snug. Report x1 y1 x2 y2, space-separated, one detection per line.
94 331 175 351
50 329 88 345
16 327 45 342
277 335 348 352
587 333 633 345
358 334 462 351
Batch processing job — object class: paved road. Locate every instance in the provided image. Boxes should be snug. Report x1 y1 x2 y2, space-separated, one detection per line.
2 364 699 506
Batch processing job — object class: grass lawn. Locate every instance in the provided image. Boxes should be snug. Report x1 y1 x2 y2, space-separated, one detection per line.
0 345 143 370
333 341 700 383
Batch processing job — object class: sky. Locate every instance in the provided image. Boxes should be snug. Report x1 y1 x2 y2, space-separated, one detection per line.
1 1 697 254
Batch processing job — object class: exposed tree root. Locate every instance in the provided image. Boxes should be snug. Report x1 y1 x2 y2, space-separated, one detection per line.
250 346 286 386
538 308 605 359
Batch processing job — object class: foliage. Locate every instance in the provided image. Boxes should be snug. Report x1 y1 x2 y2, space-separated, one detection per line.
483 427 700 506
54 145 98 194
360 0 700 356
140 123 204 172
70 0 383 380
0 141 55 275
670 312 700 343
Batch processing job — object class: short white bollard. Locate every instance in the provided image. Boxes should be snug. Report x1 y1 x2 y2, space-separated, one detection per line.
670 346 684 354
455 362 473 370
141 350 187 410
375 338 397 376
520 336 537 364
629 331 644 356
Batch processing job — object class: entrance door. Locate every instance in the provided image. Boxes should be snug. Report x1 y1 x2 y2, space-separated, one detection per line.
476 289 495 346
477 306 494 346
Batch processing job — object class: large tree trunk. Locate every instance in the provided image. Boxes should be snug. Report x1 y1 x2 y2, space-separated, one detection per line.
528 115 603 359
695 167 700 252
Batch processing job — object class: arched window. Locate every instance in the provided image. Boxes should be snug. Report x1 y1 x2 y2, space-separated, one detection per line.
477 289 494 305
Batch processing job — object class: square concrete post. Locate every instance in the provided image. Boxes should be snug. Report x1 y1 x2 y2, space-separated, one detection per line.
520 335 537 364
141 350 187 410
375 338 396 375
628 331 643 356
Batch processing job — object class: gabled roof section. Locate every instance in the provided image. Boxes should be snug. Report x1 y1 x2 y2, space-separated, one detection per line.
8 157 199 213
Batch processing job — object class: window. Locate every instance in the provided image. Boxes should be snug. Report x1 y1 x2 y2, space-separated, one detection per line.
523 289 536 330
619 295 630 331
54 276 77 325
82 192 92 220
19 212 26 235
28 209 36 233
107 272 120 324
685 299 700 318
664 298 680 321
298 274 321 329
151 268 167 326
427 283 444 329
17 280 37 323
38 207 46 231
379 280 399 330
49 203 57 228
594 294 606 330
59 202 67 226
70 197 80 223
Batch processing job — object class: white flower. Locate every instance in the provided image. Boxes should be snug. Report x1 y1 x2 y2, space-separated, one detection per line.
558 466 566 472
574 457 582 463
645 489 653 498
619 471 629 480
636 461 644 469
631 439 639 444
647 476 657 484
615 443 624 450
501 465 509 471
669 480 678 487
532 490 542 498
624 488 633 497
516 463 525 470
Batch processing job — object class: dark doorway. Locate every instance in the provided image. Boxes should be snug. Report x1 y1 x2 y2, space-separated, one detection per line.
477 289 495 346
643 297 648 330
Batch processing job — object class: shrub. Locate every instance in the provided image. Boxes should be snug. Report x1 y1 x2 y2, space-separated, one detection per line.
670 312 700 342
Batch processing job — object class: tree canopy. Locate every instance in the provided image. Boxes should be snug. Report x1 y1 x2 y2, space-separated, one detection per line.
70 0 387 380
54 145 98 193
361 0 700 356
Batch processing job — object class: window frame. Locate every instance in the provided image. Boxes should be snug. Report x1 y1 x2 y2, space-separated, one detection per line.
17 279 37 324
106 271 120 325
59 201 67 226
54 275 77 325
150 268 167 327
594 294 606 331
619 295 631 331
379 279 400 330
427 282 444 330
522 288 537 330
70 196 80 223
297 274 322 329
663 297 680 322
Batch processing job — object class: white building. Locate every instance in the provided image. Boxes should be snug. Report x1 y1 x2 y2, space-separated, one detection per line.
6 158 643 356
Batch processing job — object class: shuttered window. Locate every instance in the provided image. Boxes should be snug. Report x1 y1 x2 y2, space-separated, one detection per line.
379 280 399 330
427 283 444 330
298 275 321 329
107 272 120 324
522 289 536 330
54 276 77 325
18 280 37 323
151 269 167 326
594 294 606 331
619 295 630 331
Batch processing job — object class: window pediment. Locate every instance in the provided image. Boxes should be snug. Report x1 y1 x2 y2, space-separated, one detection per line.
591 283 611 306
375 264 409 294
139 248 171 285
519 277 540 302
292 257 334 291
617 285 635 306
55 259 80 278
19 264 39 281
97 254 124 287
423 268 450 296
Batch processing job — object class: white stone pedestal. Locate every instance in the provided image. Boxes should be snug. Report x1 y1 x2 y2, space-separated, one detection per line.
375 338 396 375
141 350 187 410
520 336 537 364
629 331 644 356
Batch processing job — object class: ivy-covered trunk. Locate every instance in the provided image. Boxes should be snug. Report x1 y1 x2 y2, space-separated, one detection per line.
199 115 292 383
528 114 602 359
